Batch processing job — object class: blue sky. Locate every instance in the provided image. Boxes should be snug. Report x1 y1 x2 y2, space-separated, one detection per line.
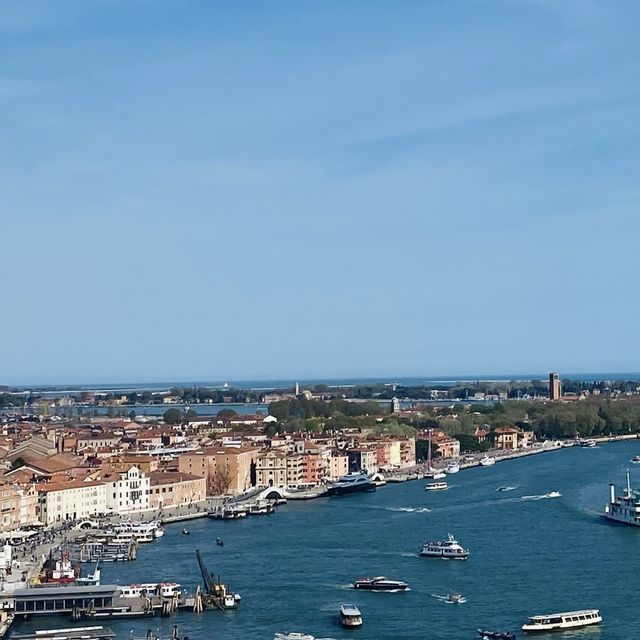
2 0 640 384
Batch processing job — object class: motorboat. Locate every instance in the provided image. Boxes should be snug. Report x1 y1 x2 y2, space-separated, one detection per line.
497 486 517 492
480 455 496 466
118 582 181 598
274 634 314 640
546 491 561 498
579 439 597 448
521 609 601 633
604 471 640 526
326 472 376 496
445 462 460 474
420 534 469 559
216 537 224 546
446 592 467 604
182 529 190 535
353 576 409 592
478 630 516 640
632 455 640 464
425 482 448 491
339 603 363 628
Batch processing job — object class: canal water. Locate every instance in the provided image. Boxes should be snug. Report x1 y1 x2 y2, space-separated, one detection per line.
12 440 640 639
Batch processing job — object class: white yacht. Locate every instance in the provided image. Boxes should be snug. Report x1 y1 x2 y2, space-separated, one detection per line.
479 455 496 466
420 534 469 559
445 462 460 474
604 472 640 526
521 609 601 633
326 472 376 496
118 582 181 598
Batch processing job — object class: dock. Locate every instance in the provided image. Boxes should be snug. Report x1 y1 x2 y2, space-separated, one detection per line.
12 626 116 640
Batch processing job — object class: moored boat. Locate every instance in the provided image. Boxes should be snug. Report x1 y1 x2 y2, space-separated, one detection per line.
118 582 181 598
326 472 376 496
604 471 640 526
521 609 601 633
353 576 409 592
480 455 496 466
339 603 363 628
445 462 460 474
420 534 469 559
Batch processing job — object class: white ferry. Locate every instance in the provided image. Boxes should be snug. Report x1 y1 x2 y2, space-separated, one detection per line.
604 472 640 526
521 609 601 633
113 520 164 539
425 482 448 491
479 455 496 466
118 582 181 598
339 603 363 628
420 534 469 559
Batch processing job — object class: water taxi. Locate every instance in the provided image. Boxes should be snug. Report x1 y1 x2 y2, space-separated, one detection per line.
604 471 640 526
339 603 363 628
353 576 409 591
521 609 601 633
425 482 448 491
420 534 469 559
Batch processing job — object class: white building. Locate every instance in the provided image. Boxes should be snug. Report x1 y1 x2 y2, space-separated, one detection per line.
36 481 108 524
104 465 150 513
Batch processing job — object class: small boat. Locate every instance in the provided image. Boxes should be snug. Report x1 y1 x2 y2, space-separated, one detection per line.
216 537 224 547
420 534 469 559
478 630 516 640
445 463 460 474
339 603 363 628
545 491 561 498
521 608 601 633
579 439 597 448
182 529 190 535
480 455 496 466
425 482 448 491
497 486 517 492
446 592 466 604
274 634 314 640
632 455 640 464
353 576 409 592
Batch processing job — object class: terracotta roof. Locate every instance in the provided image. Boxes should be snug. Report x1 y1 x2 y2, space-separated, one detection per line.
148 471 204 485
36 480 105 493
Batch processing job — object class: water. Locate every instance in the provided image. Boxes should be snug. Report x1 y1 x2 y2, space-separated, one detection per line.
12 440 640 639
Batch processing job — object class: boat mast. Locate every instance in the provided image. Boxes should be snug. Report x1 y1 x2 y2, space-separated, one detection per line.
627 469 632 495
427 428 432 469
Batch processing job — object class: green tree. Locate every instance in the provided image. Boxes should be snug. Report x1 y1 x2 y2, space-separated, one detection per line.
163 408 182 425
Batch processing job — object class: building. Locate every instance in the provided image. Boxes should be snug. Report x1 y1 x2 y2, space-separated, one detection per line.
36 480 107 524
178 446 260 495
347 448 377 473
494 427 521 451
255 450 287 487
549 372 562 401
102 465 150 513
147 471 207 510
328 451 349 480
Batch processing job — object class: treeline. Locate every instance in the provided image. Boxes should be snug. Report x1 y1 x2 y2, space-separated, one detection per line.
166 386 261 404
268 398 383 422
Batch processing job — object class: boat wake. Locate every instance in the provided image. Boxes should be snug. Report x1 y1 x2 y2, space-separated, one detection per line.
389 506 431 513
496 485 518 492
431 593 467 604
400 552 420 558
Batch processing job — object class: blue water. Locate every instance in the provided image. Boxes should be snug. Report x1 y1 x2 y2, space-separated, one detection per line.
12 441 640 639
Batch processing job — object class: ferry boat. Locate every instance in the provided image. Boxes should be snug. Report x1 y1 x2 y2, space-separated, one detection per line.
425 481 448 491
445 462 460 474
339 603 363 628
118 582 181 598
604 471 640 526
420 534 469 559
326 472 376 496
113 520 164 539
353 576 409 591
479 455 496 466
521 609 601 633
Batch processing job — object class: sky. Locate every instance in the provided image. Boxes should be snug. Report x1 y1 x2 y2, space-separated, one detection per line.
2 0 640 385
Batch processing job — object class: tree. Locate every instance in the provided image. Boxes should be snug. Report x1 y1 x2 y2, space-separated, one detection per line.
210 461 233 495
128 410 136 421
163 408 182 425
217 409 238 419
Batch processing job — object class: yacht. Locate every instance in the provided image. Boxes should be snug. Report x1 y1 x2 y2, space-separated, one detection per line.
353 576 409 592
445 462 460 474
420 534 469 559
604 471 640 526
521 609 601 633
118 582 181 598
479 455 496 466
339 603 363 628
425 481 448 491
326 472 376 496
425 470 447 480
